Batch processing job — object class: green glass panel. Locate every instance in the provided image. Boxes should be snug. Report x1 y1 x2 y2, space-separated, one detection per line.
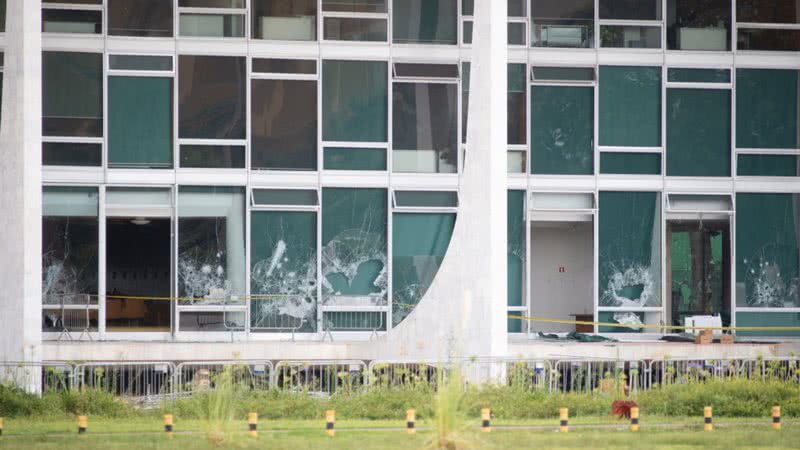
108 76 172 168
324 147 386 171
736 69 799 149
321 188 387 298
42 51 103 137
250 211 317 332
252 189 318 206
598 312 643 333
531 85 594 175
667 68 730 83
737 155 800 177
600 152 661 175
322 60 387 142
507 190 525 307
735 193 800 308
395 191 457 208
736 312 800 338
508 314 523 333
532 67 595 81
392 212 455 325
666 88 731 177
599 66 661 147
599 191 661 307
392 0 457 45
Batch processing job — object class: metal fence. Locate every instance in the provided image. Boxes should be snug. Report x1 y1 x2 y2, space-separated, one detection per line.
273 360 367 394
175 361 273 394
74 362 175 398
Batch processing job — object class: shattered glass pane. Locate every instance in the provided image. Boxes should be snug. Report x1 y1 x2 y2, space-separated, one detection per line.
531 85 593 175
250 211 317 332
392 212 455 325
736 193 800 308
599 192 661 307
508 190 525 307
178 187 246 306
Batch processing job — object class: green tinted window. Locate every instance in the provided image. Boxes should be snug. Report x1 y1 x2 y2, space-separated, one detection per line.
508 190 525 307
250 211 317 332
599 191 661 307
42 51 103 137
392 212 455 325
393 0 457 44
736 69 799 149
324 148 386 170
252 189 318 206
667 68 730 83
395 191 458 208
108 76 172 168
600 153 661 175
736 312 800 338
323 60 387 142
736 193 800 308
599 66 661 147
737 154 800 177
531 86 594 175
666 88 731 177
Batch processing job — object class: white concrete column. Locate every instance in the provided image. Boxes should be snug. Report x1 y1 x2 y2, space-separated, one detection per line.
0 0 43 389
377 0 508 367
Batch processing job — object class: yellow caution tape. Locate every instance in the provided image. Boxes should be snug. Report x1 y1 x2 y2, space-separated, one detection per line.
507 314 800 332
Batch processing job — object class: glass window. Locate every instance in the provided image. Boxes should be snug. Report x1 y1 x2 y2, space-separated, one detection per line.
531 0 594 48
667 68 730 83
43 143 102 167
321 188 387 303
42 187 99 331
324 148 387 170
599 191 662 307
322 0 387 13
108 0 174 37
461 62 470 143
507 190 525 308
394 63 459 79
323 60 387 142
323 17 387 41
462 0 473 16
392 212 455 325
179 55 246 140
508 64 526 146
252 0 316 40
737 29 800 51
736 193 800 308
109 55 173 71
0 0 5 32
180 0 244 6
179 145 246 168
738 155 800 177
395 191 458 207
666 88 731 177
251 79 317 170
600 153 661 175
393 0 457 45
532 66 595 82
600 25 661 48
737 0 800 51
42 52 102 137
600 0 661 20
736 69 799 150
179 0 245 37
178 186 246 304
736 312 800 338
666 0 731 51
737 0 800 24
599 66 661 147
252 189 318 206
252 58 316 74
531 86 593 175
251 211 317 332
108 76 173 169
42 8 101 34
392 82 458 173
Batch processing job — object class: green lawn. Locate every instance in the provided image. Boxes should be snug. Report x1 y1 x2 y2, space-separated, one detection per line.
0 418 796 449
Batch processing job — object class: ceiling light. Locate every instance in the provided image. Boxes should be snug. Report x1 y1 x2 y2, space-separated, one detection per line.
130 217 151 226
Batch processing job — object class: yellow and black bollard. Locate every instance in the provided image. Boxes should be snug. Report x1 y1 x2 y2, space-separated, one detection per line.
772 406 781 430
0 417 4 436
630 407 640 432
78 415 88 434
703 407 713 431
559 408 569 433
164 414 173 437
406 409 416 434
325 410 335 437
248 412 258 438
481 408 491 433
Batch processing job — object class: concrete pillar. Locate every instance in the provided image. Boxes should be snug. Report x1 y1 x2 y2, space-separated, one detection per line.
0 0 43 390
378 0 508 368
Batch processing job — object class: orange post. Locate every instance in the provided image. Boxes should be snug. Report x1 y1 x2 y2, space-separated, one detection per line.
559 408 569 433
325 410 335 437
406 409 416 434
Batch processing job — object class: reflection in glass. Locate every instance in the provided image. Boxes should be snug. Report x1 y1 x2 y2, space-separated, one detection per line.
108 0 174 37
666 0 731 51
323 60 388 142
738 28 800 51
599 191 661 307
531 86 593 175
736 193 800 308
179 55 246 139
252 0 316 40
42 52 103 137
736 69 799 149
392 82 458 173
531 0 594 48
599 66 661 147
600 25 661 48
393 0 457 45
392 212 455 325
251 211 317 332
178 187 246 304
666 88 731 177
323 17 387 41
251 79 317 170
42 9 101 34
179 13 245 37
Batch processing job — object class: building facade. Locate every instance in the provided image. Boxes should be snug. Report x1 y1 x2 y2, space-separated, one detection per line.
1 0 800 371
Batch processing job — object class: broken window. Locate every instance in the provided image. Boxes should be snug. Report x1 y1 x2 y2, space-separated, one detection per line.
322 60 387 143
42 187 99 332
177 187 246 305
599 66 661 148
393 0 458 45
736 193 800 308
530 85 593 175
666 88 731 177
599 191 661 308
251 0 317 40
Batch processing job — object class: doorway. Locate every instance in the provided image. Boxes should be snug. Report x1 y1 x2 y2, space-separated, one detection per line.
667 220 731 327
106 218 172 332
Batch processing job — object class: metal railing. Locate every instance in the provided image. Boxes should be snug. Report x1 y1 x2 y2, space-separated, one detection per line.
175 360 273 394
42 294 97 341
74 362 175 398
274 360 367 394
